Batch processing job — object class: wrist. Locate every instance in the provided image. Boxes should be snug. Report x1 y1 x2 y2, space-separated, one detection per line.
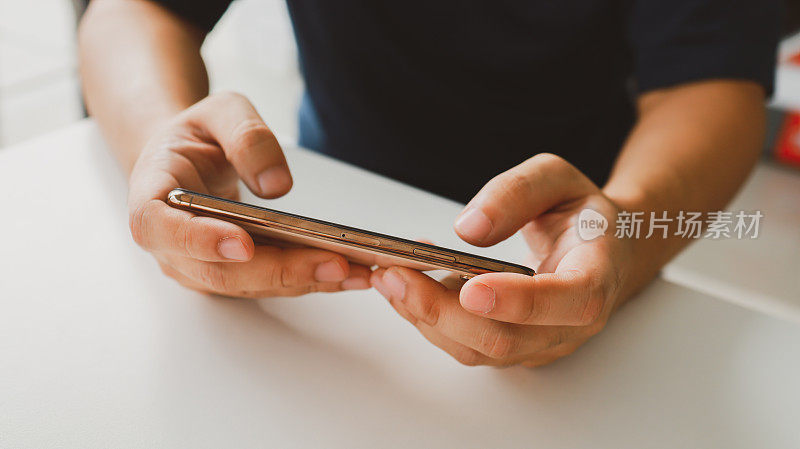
601 189 675 303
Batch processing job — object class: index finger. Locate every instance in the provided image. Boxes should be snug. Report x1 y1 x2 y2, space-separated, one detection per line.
186 92 293 199
454 153 596 247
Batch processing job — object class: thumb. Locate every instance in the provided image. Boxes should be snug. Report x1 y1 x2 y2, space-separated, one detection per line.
185 92 293 198
454 153 597 247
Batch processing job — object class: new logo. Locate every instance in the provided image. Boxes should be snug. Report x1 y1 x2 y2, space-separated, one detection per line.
577 209 607 241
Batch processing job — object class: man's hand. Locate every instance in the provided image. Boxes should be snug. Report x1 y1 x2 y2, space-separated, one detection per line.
370 80 765 367
371 154 636 366
129 92 371 297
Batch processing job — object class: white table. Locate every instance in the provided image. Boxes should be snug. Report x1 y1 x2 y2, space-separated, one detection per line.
664 162 800 321
2 122 799 448
662 41 800 320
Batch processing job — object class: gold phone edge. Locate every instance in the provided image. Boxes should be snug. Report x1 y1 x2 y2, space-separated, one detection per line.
167 188 535 278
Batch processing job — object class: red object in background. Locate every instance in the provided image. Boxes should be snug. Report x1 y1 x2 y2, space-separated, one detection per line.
774 112 800 167
787 52 800 66
771 51 800 168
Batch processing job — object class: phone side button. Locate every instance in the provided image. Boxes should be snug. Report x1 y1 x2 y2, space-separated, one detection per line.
341 233 381 247
413 248 456 263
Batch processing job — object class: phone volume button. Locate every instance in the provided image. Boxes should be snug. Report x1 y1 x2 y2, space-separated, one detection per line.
413 248 456 263
341 233 381 247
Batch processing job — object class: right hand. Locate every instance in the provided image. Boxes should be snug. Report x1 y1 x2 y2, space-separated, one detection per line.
128 92 372 298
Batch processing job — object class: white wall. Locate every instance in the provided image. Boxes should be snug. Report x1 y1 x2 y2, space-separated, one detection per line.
0 0 302 148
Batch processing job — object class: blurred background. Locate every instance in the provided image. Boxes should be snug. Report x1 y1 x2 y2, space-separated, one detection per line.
2 0 800 168
0 0 302 147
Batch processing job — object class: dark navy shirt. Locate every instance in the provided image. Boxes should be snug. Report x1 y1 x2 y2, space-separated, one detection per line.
154 0 780 202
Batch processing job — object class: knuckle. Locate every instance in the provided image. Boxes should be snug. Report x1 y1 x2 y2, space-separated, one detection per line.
175 217 195 258
531 153 575 179
214 290 248 299
280 264 299 288
230 290 258 299
532 153 574 179
531 152 567 168
608 263 625 299
390 299 419 325
555 344 580 359
266 262 297 289
520 275 549 324
452 349 484 367
525 354 560 368
532 152 590 187
129 200 155 249
163 150 199 176
158 261 177 279
229 119 275 158
196 264 230 292
499 358 522 368
524 292 551 325
129 209 145 247
312 283 340 294
415 294 441 327
493 169 531 200
180 281 203 293
479 327 518 359
584 318 607 338
545 330 567 351
577 278 606 325
210 90 246 104
578 295 604 326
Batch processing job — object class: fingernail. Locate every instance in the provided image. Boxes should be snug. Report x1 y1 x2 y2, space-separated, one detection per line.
342 276 370 290
218 237 248 261
383 270 407 301
257 166 292 196
315 260 347 282
455 207 493 242
461 282 495 313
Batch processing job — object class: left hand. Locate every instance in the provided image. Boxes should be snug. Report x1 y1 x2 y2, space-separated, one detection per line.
371 153 641 367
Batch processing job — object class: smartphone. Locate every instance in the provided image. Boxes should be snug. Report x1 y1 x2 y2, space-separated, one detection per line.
166 188 535 279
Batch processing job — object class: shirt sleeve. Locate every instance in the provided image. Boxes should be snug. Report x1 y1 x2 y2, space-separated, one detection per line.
629 0 782 96
148 0 234 32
